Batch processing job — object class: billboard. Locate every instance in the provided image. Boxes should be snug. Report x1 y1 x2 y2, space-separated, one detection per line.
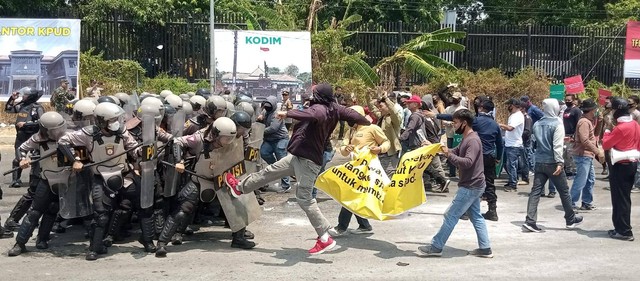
214 30 312 103
0 18 81 102
624 20 640 79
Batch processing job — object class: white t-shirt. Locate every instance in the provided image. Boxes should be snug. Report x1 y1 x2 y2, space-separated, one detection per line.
505 111 524 147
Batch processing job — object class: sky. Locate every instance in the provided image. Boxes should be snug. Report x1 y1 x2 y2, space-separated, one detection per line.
214 30 312 74
0 19 81 57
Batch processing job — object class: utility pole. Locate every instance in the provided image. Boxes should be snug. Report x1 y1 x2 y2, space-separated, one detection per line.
209 0 216 94
232 30 238 91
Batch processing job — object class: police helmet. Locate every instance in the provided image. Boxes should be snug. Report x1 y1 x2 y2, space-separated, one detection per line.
94 102 125 132
182 101 193 116
159 90 173 98
235 101 255 118
97 96 118 105
39 112 67 140
190 95 207 111
211 117 237 145
73 99 97 120
114 93 130 105
138 104 163 126
203 95 227 119
195 88 211 99
230 111 252 129
164 94 183 110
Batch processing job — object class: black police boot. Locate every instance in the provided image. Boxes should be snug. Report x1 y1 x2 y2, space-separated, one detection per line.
139 217 157 253
155 213 182 258
231 228 256 249
10 169 22 188
8 243 26 256
483 203 499 222
5 196 32 231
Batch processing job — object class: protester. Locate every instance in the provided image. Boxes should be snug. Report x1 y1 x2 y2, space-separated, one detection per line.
629 95 640 193
563 94 582 177
522 98 584 233
280 91 294 131
329 105 390 236
499 99 525 192
602 97 640 241
519 105 533 183
570 99 602 211
369 94 402 175
418 109 492 258
225 83 370 255
421 96 450 193
442 92 467 177
259 96 291 193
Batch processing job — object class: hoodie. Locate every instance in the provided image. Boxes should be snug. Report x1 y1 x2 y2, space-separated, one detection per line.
532 98 565 165
287 83 370 165
261 96 289 142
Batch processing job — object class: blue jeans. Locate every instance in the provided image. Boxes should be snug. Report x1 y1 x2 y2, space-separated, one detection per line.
431 186 490 250
312 149 335 199
570 155 595 206
505 147 523 187
260 138 290 188
525 144 534 172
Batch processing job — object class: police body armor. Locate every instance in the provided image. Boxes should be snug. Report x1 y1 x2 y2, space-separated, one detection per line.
193 137 261 232
244 122 266 173
85 126 127 197
39 141 91 219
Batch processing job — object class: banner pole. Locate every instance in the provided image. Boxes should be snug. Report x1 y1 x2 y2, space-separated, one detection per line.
210 0 216 94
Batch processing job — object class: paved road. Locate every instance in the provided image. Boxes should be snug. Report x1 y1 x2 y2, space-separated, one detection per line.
0 145 638 280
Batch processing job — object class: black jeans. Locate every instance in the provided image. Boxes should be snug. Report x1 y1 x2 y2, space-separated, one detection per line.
482 154 497 205
337 207 371 231
609 162 636 237
526 163 577 225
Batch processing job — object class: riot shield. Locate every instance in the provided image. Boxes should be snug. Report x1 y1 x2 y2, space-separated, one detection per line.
124 92 141 121
205 138 262 232
244 123 265 173
163 109 186 197
140 113 156 209
45 168 91 219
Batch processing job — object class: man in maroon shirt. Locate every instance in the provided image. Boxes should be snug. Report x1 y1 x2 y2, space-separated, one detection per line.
602 97 640 241
225 83 370 254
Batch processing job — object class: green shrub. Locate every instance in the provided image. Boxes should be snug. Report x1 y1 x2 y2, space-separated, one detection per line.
141 73 196 94
80 49 145 97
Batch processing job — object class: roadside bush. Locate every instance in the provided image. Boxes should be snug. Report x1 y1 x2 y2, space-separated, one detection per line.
80 49 145 97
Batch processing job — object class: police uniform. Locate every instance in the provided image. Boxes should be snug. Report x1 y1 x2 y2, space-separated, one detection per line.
58 125 141 260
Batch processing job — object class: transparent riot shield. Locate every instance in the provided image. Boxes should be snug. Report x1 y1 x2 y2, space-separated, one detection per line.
124 92 141 121
45 168 91 219
244 123 265 173
163 109 186 197
140 113 156 209
207 138 262 232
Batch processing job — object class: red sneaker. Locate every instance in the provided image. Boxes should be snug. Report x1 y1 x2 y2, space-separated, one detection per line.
309 236 336 255
224 173 242 198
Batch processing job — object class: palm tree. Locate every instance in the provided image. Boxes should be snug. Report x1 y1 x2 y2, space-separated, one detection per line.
376 27 466 83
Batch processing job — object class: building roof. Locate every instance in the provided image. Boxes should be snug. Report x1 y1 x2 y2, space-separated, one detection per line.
222 66 302 83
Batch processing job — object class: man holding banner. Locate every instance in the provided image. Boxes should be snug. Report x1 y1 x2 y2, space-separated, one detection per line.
418 109 492 258
328 105 390 236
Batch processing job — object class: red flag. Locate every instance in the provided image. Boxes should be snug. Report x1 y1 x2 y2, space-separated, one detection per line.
598 89 612 105
564 75 585 94
260 47 270 52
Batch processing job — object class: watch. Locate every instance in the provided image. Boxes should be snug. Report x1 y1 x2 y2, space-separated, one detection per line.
74 156 81 161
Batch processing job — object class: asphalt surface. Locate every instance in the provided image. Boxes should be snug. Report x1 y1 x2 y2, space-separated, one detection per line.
0 145 639 280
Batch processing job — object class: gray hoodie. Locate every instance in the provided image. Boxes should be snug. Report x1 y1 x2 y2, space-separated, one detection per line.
532 98 565 164
261 96 289 142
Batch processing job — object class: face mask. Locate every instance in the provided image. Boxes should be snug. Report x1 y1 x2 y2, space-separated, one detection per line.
108 121 120 131
565 101 573 107
455 122 466 134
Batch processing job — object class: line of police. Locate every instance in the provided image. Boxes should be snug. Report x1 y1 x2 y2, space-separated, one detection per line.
0 87 265 260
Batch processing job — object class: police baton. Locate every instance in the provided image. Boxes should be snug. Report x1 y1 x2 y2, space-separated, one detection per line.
2 150 57 176
84 142 144 169
159 160 210 181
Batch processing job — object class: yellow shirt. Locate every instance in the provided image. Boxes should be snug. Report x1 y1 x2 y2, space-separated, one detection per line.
340 124 391 156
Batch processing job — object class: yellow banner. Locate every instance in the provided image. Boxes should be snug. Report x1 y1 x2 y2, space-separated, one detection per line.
315 144 441 220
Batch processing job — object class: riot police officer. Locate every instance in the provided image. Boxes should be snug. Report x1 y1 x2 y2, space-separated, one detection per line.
58 102 142 261
183 95 227 136
156 117 255 258
5 87 44 187
3 88 45 234
8 112 70 256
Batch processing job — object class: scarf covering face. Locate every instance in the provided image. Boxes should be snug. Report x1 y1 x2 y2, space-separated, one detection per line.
311 83 336 106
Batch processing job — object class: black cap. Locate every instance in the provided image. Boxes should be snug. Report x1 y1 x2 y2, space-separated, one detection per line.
520 96 530 103
480 99 495 112
579 99 598 111
611 97 629 110
505 98 522 107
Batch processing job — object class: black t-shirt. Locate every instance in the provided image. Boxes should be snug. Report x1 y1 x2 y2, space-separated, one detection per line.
563 106 582 136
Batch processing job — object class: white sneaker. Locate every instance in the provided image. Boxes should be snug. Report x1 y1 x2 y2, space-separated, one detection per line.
350 227 373 235
327 227 348 237
631 187 640 193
